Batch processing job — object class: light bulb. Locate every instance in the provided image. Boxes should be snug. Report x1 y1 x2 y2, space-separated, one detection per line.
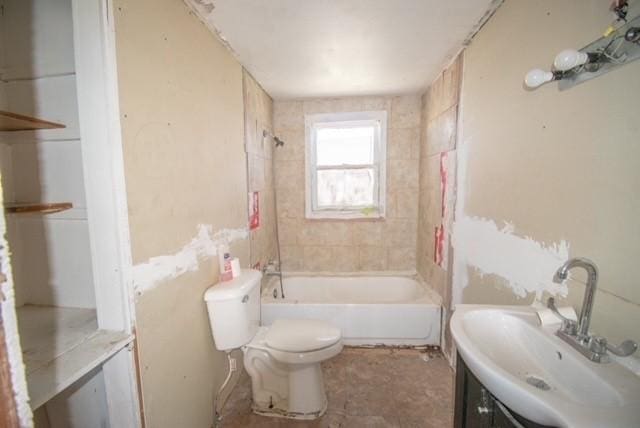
524 69 554 88
553 49 589 71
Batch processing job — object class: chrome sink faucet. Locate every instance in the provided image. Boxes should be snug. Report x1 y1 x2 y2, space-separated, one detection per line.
555 257 598 339
549 257 637 363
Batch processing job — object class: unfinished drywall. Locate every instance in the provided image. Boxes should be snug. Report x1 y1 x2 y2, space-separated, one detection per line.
273 96 421 272
243 71 277 271
454 0 640 348
113 0 248 425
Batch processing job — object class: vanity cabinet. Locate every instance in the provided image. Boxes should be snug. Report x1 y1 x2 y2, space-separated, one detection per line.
454 355 554 428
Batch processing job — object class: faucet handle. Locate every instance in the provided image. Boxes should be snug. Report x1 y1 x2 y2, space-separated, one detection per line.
262 260 277 272
547 297 578 335
606 339 638 357
588 336 608 354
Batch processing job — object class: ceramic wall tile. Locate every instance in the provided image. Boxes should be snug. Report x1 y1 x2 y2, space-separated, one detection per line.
391 95 421 129
358 245 387 271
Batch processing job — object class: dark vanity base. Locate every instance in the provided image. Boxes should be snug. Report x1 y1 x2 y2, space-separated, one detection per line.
454 354 556 428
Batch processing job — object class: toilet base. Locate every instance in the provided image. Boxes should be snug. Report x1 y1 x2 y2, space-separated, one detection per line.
252 399 327 420
243 347 330 420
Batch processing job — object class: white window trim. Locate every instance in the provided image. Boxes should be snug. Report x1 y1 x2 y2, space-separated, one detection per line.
304 110 387 220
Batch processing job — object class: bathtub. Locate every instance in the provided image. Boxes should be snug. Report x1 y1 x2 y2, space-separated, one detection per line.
261 275 441 346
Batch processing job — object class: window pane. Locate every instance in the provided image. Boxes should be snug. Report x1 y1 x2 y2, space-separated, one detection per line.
316 168 375 208
316 126 375 166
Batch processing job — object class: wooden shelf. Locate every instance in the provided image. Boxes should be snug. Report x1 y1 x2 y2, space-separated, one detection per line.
17 305 133 409
4 202 73 215
0 110 65 132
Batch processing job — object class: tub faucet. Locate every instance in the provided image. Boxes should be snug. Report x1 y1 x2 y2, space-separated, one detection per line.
262 260 285 299
550 257 637 363
262 260 281 277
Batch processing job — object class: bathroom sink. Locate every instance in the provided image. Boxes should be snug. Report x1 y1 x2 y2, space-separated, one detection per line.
450 305 640 428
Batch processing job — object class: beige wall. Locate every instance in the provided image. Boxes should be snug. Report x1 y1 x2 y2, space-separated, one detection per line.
273 96 421 272
456 0 640 347
114 0 248 426
243 71 277 270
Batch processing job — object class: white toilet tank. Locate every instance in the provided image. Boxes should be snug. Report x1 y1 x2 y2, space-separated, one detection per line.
204 269 262 351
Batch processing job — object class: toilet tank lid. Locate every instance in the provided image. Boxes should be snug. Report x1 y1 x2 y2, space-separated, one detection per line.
204 269 262 302
265 319 341 352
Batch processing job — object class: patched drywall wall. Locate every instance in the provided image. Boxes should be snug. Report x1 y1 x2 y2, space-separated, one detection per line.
132 225 248 295
273 96 421 272
454 0 640 348
243 71 277 271
113 0 248 426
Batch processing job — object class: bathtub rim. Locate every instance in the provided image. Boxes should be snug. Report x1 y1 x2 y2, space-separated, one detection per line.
262 271 443 306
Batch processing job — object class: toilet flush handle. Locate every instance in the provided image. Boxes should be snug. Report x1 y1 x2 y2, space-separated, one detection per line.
242 295 249 303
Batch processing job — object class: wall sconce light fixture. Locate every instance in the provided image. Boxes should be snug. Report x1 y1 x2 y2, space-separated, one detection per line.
524 8 640 91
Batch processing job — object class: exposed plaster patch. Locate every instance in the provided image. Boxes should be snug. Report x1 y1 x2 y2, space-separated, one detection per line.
132 225 247 295
0 218 32 426
451 65 569 307
452 215 570 303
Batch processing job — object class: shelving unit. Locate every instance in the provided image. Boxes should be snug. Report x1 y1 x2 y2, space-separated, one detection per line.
0 110 65 132
0 1 140 424
4 202 73 215
17 306 133 410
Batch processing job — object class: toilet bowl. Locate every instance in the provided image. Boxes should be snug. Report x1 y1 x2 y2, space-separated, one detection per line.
244 320 342 418
204 270 343 420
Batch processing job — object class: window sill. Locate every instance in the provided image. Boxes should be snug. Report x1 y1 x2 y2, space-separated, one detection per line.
306 209 385 220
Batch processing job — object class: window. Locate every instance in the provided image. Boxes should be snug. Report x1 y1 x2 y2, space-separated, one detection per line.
305 111 387 219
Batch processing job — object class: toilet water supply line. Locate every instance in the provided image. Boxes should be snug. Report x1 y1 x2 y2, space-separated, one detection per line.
214 351 237 427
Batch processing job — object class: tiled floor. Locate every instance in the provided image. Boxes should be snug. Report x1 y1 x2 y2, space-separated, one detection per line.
221 347 454 427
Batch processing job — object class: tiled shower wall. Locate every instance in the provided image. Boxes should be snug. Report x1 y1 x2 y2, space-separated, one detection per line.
273 96 421 272
416 56 462 296
416 55 463 354
243 71 278 269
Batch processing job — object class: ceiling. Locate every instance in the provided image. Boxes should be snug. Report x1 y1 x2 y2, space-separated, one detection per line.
187 0 497 99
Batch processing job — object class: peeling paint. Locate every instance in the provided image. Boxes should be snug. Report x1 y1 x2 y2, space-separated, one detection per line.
0 216 32 426
452 215 570 302
132 225 247 295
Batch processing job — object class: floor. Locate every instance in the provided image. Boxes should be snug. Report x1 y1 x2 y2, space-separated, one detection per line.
221 347 454 427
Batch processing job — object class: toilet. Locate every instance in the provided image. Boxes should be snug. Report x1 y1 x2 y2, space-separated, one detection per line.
204 269 343 420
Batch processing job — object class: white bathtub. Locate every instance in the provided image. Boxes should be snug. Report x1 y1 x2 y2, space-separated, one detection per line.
261 275 441 346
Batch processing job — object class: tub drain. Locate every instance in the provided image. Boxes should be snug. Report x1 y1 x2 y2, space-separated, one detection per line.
526 376 551 391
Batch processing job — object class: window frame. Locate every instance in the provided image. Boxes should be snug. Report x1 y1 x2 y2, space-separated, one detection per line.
304 110 387 219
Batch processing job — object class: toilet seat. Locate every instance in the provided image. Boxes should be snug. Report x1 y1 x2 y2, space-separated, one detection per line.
246 320 343 365
265 319 341 352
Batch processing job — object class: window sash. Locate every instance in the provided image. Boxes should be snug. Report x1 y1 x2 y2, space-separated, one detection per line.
314 165 379 210
305 111 387 219
310 120 381 212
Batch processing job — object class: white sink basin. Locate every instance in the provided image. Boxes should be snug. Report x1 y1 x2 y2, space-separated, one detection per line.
450 305 640 428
